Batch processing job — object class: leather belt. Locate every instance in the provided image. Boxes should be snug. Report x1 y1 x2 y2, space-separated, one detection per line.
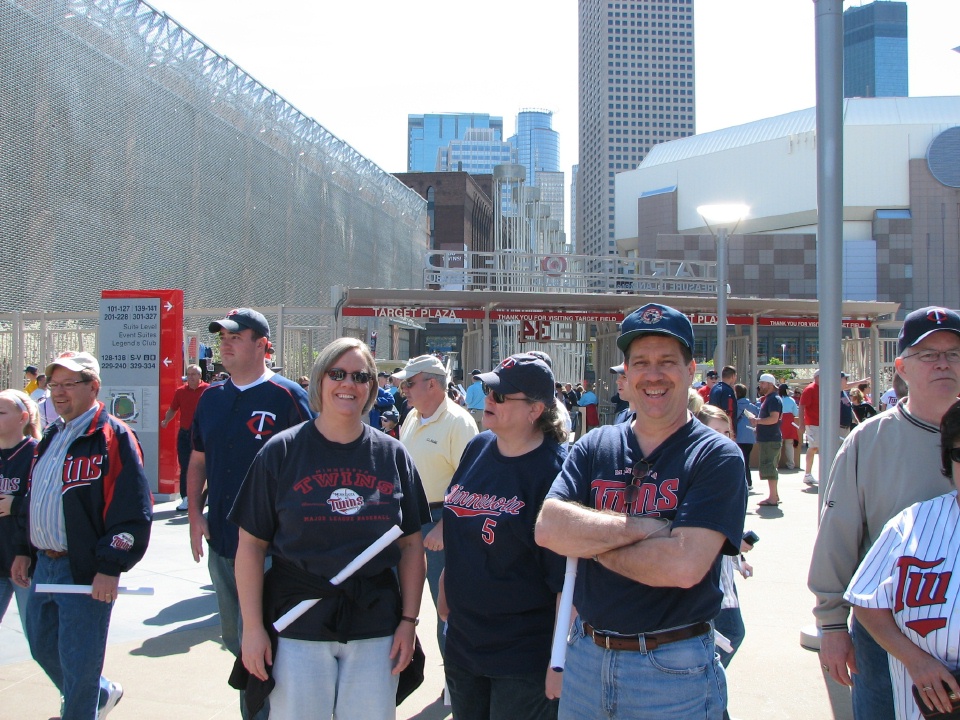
583 621 711 652
42 549 68 559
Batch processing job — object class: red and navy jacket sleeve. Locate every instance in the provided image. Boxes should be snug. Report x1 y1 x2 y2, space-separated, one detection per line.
94 415 154 577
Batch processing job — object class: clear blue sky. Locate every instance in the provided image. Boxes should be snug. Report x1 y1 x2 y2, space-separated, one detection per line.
146 0 960 181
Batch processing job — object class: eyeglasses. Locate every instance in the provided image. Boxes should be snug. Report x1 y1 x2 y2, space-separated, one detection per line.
401 377 423 390
47 380 92 390
903 349 960 364
481 383 532 404
949 448 960 464
325 369 372 384
624 460 653 510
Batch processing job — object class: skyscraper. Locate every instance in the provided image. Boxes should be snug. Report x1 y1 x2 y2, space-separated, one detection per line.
577 0 696 256
509 110 564 235
407 113 504 172
437 128 516 174
843 1 908 99
510 110 561 186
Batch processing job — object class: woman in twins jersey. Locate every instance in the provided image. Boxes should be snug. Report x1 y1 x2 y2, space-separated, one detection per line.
231 338 429 720
846 399 960 719
440 353 568 720
0 390 42 629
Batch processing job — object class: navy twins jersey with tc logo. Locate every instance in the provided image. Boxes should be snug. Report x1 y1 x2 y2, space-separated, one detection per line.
192 373 312 559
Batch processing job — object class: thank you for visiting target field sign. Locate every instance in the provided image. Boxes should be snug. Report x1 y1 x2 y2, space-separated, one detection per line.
99 290 183 495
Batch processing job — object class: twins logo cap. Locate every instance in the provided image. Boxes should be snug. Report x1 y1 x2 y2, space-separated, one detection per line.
209 308 271 338
476 353 556 404
617 303 695 354
898 306 960 355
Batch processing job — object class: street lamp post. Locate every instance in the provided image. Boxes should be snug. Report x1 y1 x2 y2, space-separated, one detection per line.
782 343 787 363
697 204 749 373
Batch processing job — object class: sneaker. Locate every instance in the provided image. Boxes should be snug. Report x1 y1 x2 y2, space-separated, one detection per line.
803 474 818 486
98 680 123 719
176 498 189 511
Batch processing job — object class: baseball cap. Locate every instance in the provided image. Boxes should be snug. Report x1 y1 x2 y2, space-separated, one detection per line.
392 355 447 380
209 308 271 338
381 409 399 423
470 368 482 376
758 373 777 384
46 351 101 380
898 306 960 355
24 365 38 374
377 371 390 378
476 353 555 405
609 363 625 375
617 303 695 354
705 370 719 379
527 350 554 369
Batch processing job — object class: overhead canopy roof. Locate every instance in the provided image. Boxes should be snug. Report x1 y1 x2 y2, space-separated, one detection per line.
341 287 899 322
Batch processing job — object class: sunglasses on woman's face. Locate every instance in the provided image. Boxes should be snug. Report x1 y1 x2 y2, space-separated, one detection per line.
481 383 530 404
326 369 372 384
949 447 960 464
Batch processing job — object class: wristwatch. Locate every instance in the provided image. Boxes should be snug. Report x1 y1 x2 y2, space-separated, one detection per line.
400 615 420 626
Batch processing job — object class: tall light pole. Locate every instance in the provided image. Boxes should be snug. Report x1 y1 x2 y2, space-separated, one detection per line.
782 343 787 363
698 204 749 373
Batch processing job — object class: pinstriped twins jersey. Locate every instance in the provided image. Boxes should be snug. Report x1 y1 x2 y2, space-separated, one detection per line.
846 491 960 720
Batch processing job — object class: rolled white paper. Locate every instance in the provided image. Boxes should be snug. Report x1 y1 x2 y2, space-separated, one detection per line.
715 629 734 654
34 584 154 596
549 556 579 671
273 525 403 632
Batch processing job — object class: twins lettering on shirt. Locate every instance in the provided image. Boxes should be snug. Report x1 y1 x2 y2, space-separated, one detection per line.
893 555 951 636
293 467 396 518
591 468 679 516
61 454 104 492
0 474 22 493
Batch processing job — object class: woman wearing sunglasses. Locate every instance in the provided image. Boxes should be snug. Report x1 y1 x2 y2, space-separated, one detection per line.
845 398 960 720
230 337 430 720
440 353 569 720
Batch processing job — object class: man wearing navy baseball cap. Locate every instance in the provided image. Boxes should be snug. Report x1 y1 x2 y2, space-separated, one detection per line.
188 308 312 719
537 302 746 719
810 306 960 719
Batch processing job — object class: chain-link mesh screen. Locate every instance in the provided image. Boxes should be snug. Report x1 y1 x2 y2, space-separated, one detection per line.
0 0 428 315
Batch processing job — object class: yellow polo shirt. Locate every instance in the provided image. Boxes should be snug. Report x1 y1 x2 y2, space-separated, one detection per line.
399 397 478 503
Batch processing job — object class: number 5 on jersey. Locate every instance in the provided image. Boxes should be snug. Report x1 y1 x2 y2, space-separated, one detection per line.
481 518 497 545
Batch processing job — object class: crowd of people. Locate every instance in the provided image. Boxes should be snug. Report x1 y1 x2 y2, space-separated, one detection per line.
2 302 960 720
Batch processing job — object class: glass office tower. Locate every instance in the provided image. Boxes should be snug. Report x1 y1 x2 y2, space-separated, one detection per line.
843 1 908 99
407 113 504 172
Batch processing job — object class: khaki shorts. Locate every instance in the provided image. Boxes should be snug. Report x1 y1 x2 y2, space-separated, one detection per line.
758 442 781 480
804 425 820 449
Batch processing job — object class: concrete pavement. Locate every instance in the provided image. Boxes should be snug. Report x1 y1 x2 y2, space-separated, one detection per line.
0 459 853 719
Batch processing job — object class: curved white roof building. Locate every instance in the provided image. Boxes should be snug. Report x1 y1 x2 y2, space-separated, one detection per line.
615 96 960 312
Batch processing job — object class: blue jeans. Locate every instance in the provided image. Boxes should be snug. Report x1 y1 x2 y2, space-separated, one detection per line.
26 554 114 720
207 548 269 720
422 506 446 655
445 657 558 720
0 575 30 634
559 616 726 720
713 608 745 669
270 635 397 720
851 616 895 720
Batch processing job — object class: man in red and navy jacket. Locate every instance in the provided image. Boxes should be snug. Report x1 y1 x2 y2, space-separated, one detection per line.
11 351 152 720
